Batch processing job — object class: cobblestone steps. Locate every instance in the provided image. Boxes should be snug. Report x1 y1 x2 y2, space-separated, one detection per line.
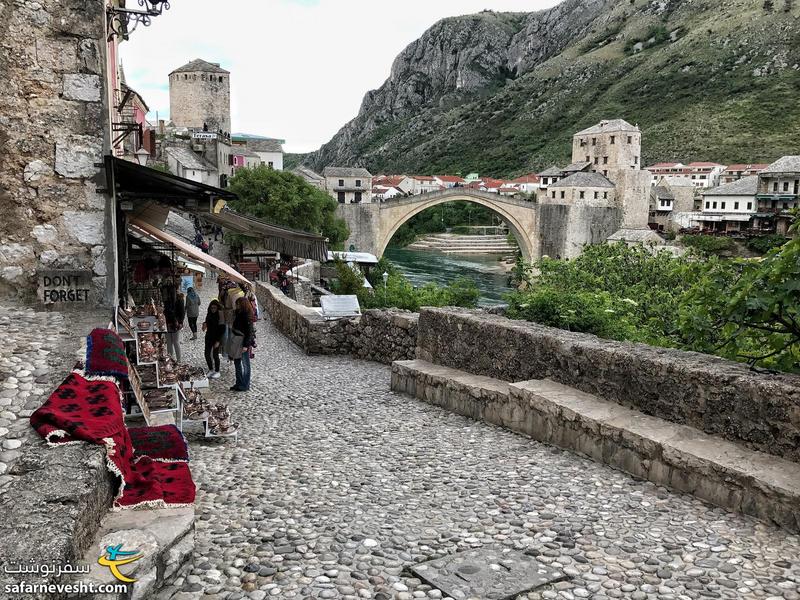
391 359 800 532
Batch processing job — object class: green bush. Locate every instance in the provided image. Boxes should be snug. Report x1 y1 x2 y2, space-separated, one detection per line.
680 234 735 255
329 259 365 295
746 234 788 254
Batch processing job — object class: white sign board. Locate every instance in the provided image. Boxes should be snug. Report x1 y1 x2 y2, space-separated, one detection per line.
320 295 361 320
192 132 218 141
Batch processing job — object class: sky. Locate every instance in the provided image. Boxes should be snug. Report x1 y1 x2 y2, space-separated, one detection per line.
121 0 560 153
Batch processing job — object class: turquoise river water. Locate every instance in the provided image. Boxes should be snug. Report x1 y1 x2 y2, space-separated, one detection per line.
383 247 513 306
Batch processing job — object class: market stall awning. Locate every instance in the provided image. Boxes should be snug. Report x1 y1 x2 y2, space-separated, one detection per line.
129 218 249 285
107 155 237 207
190 208 329 262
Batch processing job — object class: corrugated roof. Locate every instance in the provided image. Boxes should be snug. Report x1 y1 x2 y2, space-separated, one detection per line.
551 171 615 188
323 166 373 178
165 146 215 171
762 156 800 174
575 119 639 136
170 59 230 75
703 175 759 196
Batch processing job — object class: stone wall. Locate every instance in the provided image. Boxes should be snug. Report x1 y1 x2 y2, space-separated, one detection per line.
416 308 800 462
0 0 115 305
256 282 417 364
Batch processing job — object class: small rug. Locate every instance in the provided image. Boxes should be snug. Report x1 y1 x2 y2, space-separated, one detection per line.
128 425 189 463
31 372 195 510
85 328 129 381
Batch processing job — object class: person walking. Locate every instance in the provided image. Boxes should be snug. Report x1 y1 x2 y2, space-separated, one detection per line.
229 297 254 392
202 300 224 379
185 287 201 340
163 285 185 364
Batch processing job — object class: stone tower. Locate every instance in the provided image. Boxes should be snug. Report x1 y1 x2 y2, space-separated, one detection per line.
169 59 231 133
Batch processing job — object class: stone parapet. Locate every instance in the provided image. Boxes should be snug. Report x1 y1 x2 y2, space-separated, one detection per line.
392 359 800 532
256 282 417 364
416 308 800 463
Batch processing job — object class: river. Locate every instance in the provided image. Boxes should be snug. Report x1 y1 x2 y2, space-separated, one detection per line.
383 247 513 306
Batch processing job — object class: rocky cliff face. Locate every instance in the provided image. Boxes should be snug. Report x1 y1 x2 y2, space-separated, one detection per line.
306 0 800 176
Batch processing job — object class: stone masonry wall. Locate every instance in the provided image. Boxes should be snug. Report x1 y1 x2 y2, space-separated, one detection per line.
416 308 800 462
256 282 417 365
0 0 113 304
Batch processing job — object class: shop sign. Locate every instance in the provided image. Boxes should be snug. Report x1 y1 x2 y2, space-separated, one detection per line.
192 132 217 141
39 270 93 304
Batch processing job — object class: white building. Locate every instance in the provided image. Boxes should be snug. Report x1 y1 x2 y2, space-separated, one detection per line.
697 175 758 232
323 167 373 204
409 175 441 195
433 175 466 189
165 146 217 186
372 185 403 201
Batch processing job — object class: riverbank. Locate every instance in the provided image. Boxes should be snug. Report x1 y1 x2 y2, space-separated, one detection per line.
407 232 516 256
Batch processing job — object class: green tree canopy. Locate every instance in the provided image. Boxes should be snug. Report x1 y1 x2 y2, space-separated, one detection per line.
228 166 349 247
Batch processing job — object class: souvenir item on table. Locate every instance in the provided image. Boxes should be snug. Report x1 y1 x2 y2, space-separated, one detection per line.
85 329 129 381
30 372 195 509
137 321 152 331
138 364 158 387
128 425 189 463
156 313 167 331
208 403 239 435
144 389 176 411
147 299 158 317
175 365 206 382
182 385 211 420
158 359 178 385
134 305 148 318
137 334 159 363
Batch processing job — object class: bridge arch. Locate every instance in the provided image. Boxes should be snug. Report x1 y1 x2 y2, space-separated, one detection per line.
376 190 537 262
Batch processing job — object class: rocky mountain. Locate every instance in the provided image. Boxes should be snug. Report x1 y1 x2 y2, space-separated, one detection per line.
304 0 800 177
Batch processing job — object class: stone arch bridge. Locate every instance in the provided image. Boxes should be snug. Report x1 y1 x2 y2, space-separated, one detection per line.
336 189 540 260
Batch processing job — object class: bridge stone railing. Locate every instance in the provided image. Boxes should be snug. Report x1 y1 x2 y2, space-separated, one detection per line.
379 188 536 210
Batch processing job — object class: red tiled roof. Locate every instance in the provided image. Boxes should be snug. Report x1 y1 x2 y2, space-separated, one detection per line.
687 162 724 167
436 175 465 183
374 175 406 187
481 178 507 188
722 163 769 172
412 175 436 181
648 162 681 168
509 174 540 184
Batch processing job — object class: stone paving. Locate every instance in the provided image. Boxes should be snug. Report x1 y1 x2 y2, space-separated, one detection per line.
0 303 102 493
167 287 800 600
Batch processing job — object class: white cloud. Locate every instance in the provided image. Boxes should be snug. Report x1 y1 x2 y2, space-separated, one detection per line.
121 0 559 153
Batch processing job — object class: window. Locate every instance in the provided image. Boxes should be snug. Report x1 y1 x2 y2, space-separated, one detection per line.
692 175 697 180
603 170 608 177
354 192 363 203
712 202 717 209
268 162 274 169
603 156 608 165
337 192 346 203
579 191 585 199
356 179 362 187
699 174 706 179
627 136 632 144
592 138 597 146
339 179 345 187
201 74 206 81
580 139 586 147
705 202 710 209
773 182 779 192
594 191 598 199
747 202 752 210
594 157 599 165
784 182 790 192
734 202 739 210
585 156 590 163
603 192 608 199
552 191 556 199
543 177 549 185
610 136 615 145
721 202 726 209
560 191 565 199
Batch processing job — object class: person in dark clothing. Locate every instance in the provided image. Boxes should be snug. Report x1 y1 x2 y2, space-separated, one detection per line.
202 300 225 378
163 286 186 363
230 297 254 392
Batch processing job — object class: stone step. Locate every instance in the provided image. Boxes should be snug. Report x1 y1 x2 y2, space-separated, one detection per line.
71 507 195 599
391 359 800 532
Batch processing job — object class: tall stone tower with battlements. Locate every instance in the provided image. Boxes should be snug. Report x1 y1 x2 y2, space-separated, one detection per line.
169 59 231 133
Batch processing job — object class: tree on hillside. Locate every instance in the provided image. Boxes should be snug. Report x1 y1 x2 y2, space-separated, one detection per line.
228 166 349 248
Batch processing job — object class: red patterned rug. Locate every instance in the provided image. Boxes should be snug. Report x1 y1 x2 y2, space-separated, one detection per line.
129 425 189 463
85 328 129 381
31 372 195 509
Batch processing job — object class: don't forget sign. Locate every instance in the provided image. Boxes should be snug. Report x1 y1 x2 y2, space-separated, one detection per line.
39 271 93 305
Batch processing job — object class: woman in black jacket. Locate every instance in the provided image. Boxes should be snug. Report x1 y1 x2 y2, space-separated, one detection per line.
202 300 225 379
230 297 254 392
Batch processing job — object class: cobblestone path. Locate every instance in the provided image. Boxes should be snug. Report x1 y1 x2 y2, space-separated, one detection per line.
171 289 800 600
0 303 103 494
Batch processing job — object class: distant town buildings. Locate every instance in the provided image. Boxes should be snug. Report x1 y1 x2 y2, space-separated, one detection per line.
646 162 726 188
